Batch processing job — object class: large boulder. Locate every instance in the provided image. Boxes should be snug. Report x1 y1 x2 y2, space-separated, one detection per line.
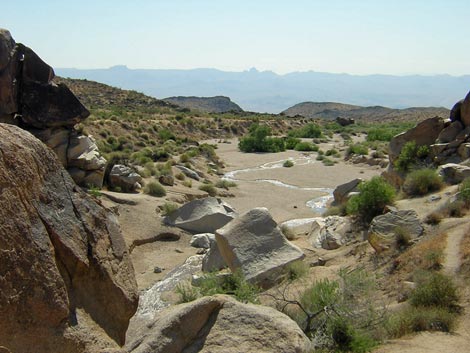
437 121 464 143
190 233 215 249
0 29 18 119
308 216 352 250
215 208 305 287
109 164 143 192
450 99 463 122
165 197 236 233
438 163 470 184
460 91 470 127
126 295 311 353
202 240 227 272
333 178 362 204
0 124 138 352
368 209 423 252
388 117 445 164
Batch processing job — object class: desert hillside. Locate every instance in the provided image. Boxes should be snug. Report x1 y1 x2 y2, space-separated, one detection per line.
163 95 244 113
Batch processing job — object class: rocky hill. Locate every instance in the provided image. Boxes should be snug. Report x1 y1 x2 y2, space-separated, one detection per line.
163 96 243 113
282 101 450 123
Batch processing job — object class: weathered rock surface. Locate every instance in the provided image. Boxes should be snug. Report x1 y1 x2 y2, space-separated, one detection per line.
450 99 463 122
202 240 227 272
336 116 355 126
368 209 423 252
109 164 143 192
158 174 174 186
461 91 470 127
126 295 310 353
176 164 200 180
437 121 463 143
190 233 215 249
308 216 352 250
388 117 445 163
333 178 362 204
0 29 106 188
438 163 470 184
165 197 236 233
216 208 305 287
0 124 138 352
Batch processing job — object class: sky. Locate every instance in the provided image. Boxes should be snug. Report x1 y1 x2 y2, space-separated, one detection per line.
3 0 470 76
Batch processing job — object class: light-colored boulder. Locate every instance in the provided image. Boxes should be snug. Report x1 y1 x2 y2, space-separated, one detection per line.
333 178 362 204
164 197 236 233
31 127 70 167
308 216 352 250
190 233 215 249
368 209 423 252
68 133 106 171
460 91 470 126
438 163 470 184
279 218 320 238
437 121 463 143
216 208 305 287
109 164 142 192
389 117 445 163
202 240 227 272
126 295 311 353
176 164 200 180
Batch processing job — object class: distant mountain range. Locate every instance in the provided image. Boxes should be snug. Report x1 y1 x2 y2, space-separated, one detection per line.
56 66 469 113
282 102 450 123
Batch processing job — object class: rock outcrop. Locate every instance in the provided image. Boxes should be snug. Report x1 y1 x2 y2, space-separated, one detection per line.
109 164 143 192
215 208 305 287
333 178 362 204
0 29 106 187
126 295 310 353
0 124 138 352
164 197 236 233
308 216 352 250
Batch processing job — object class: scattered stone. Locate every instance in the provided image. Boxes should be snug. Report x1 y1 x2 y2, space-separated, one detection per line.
215 208 305 288
308 216 352 250
164 197 236 233
310 258 327 267
333 178 362 204
125 295 311 353
368 209 423 252
438 163 470 184
190 233 215 249
428 195 442 202
158 174 174 186
153 266 163 274
109 164 142 192
175 248 184 253
175 164 200 180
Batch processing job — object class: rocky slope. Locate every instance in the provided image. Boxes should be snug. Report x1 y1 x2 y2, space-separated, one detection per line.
0 124 138 352
282 101 449 123
163 96 243 113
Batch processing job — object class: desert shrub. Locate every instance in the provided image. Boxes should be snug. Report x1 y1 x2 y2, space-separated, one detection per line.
239 123 285 153
316 154 325 161
325 148 339 157
444 200 466 218
179 153 190 163
394 141 430 172
285 137 301 150
458 177 470 207
162 202 179 216
175 282 199 303
410 271 459 310
346 177 396 223
288 123 322 138
87 185 102 197
403 168 443 196
183 180 192 188
285 261 309 281
144 181 166 197
283 160 294 168
215 179 237 189
158 128 175 141
322 158 335 166
424 212 442 225
175 172 186 181
144 161 158 177
395 227 411 249
294 142 318 152
347 143 369 156
323 204 347 217
366 128 398 142
199 183 217 196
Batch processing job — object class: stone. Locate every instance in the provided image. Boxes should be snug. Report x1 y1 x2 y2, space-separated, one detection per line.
164 197 236 234
336 116 355 126
437 121 463 143
190 233 215 249
450 99 463 122
333 178 362 204
0 29 18 117
458 143 470 160
175 164 200 180
460 91 470 127
158 174 174 186
368 209 423 252
279 218 319 238
308 216 352 250
67 133 106 171
215 208 305 287
109 164 142 192
30 127 70 166
0 124 138 352
202 240 227 272
438 163 470 184
126 295 311 353
389 117 445 164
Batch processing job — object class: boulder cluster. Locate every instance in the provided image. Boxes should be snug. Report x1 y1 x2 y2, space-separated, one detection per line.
0 29 106 187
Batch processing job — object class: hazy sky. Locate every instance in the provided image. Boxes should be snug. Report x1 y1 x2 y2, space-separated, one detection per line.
3 0 470 75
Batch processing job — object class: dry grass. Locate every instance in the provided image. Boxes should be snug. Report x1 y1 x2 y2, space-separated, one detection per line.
459 226 470 277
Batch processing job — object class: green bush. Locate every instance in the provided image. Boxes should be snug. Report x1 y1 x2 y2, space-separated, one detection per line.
366 128 398 142
395 141 429 172
162 202 179 216
284 261 309 281
199 183 217 196
175 282 199 303
283 160 294 168
403 168 443 196
215 179 237 189
410 271 459 310
294 141 318 151
288 123 322 138
239 123 285 153
347 143 369 156
144 181 166 197
458 177 470 206
285 137 301 150
346 177 396 223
